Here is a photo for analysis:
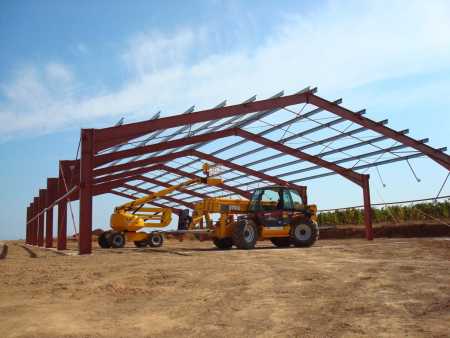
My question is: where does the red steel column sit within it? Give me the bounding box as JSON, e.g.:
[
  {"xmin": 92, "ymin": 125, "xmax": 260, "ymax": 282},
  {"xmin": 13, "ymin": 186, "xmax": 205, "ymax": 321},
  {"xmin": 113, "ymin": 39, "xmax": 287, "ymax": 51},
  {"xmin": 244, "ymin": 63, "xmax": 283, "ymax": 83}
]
[
  {"xmin": 57, "ymin": 169, "xmax": 68, "ymax": 250},
  {"xmin": 362, "ymin": 174, "xmax": 374, "ymax": 240},
  {"xmin": 32, "ymin": 197, "xmax": 39, "ymax": 245},
  {"xmin": 45, "ymin": 178, "xmax": 58, "ymax": 248},
  {"xmin": 26, "ymin": 206, "xmax": 31, "ymax": 244},
  {"xmin": 79, "ymin": 129, "xmax": 94, "ymax": 255},
  {"xmin": 37, "ymin": 189, "xmax": 46, "ymax": 246}
]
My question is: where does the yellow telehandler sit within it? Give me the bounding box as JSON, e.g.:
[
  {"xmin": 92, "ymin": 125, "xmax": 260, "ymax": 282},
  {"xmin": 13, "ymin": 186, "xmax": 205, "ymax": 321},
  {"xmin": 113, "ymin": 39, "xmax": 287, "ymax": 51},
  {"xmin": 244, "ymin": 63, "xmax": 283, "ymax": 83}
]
[{"xmin": 183, "ymin": 186, "xmax": 319, "ymax": 249}]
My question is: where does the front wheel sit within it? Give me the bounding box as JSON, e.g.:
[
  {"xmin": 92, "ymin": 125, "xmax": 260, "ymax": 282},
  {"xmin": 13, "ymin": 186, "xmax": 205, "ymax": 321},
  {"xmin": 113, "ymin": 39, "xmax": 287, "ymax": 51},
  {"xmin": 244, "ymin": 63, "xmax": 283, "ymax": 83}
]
[
  {"xmin": 110, "ymin": 231, "xmax": 125, "ymax": 248},
  {"xmin": 291, "ymin": 222, "xmax": 318, "ymax": 247},
  {"xmin": 148, "ymin": 233, "xmax": 164, "ymax": 247},
  {"xmin": 232, "ymin": 220, "xmax": 257, "ymax": 249},
  {"xmin": 98, "ymin": 231, "xmax": 112, "ymax": 248}
]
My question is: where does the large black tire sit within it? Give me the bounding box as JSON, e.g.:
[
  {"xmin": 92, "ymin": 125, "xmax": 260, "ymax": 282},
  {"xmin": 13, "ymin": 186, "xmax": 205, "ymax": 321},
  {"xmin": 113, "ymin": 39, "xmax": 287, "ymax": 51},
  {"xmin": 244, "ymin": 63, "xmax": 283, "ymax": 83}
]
[
  {"xmin": 291, "ymin": 222, "xmax": 319, "ymax": 247},
  {"xmin": 270, "ymin": 237, "xmax": 292, "ymax": 248},
  {"xmin": 134, "ymin": 239, "xmax": 148, "ymax": 248},
  {"xmin": 98, "ymin": 231, "xmax": 112, "ymax": 248},
  {"xmin": 148, "ymin": 233, "xmax": 164, "ymax": 248},
  {"xmin": 212, "ymin": 237, "xmax": 233, "ymax": 250},
  {"xmin": 110, "ymin": 231, "xmax": 125, "ymax": 248},
  {"xmin": 232, "ymin": 219, "xmax": 258, "ymax": 250}
]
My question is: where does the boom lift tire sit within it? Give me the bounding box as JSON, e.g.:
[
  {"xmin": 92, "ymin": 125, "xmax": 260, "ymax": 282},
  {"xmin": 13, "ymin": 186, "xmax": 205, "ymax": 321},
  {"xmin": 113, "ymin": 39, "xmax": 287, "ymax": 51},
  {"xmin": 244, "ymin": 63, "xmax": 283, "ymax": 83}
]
[
  {"xmin": 98, "ymin": 231, "xmax": 112, "ymax": 248},
  {"xmin": 110, "ymin": 231, "xmax": 125, "ymax": 248},
  {"xmin": 291, "ymin": 222, "xmax": 318, "ymax": 247},
  {"xmin": 270, "ymin": 237, "xmax": 292, "ymax": 248},
  {"xmin": 134, "ymin": 239, "xmax": 148, "ymax": 248},
  {"xmin": 212, "ymin": 237, "xmax": 233, "ymax": 250},
  {"xmin": 232, "ymin": 219, "xmax": 258, "ymax": 250},
  {"xmin": 148, "ymin": 233, "xmax": 163, "ymax": 247}
]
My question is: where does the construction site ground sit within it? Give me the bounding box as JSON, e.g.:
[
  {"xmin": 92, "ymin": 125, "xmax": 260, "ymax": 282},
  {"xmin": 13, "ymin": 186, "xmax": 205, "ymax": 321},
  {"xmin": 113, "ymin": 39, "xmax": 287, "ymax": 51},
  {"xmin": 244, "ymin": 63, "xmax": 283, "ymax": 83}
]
[{"xmin": 1, "ymin": 237, "xmax": 449, "ymax": 338}]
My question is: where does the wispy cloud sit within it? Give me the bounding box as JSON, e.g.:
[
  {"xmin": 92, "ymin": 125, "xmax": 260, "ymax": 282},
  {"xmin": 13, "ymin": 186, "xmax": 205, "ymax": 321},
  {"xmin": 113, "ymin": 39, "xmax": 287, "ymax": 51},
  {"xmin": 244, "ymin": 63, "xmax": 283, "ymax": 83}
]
[{"xmin": 1, "ymin": 0, "xmax": 449, "ymax": 141}]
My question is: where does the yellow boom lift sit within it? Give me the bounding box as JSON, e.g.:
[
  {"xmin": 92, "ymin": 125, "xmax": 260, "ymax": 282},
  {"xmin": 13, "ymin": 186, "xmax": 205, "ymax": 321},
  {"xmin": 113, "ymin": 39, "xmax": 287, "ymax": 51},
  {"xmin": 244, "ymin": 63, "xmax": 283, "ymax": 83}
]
[{"xmin": 97, "ymin": 164, "xmax": 222, "ymax": 248}]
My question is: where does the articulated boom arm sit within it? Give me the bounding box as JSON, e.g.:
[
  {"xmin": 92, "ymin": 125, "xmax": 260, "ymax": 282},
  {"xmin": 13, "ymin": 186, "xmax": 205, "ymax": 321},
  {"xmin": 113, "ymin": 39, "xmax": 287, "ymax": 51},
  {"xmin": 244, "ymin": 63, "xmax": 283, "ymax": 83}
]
[{"xmin": 115, "ymin": 177, "xmax": 223, "ymax": 212}]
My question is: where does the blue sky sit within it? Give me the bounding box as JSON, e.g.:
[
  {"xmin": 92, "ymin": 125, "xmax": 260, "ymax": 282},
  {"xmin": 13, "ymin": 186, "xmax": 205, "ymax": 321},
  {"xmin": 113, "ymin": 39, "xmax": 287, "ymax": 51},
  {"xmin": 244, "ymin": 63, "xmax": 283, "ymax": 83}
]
[{"xmin": 1, "ymin": 0, "xmax": 449, "ymax": 239}]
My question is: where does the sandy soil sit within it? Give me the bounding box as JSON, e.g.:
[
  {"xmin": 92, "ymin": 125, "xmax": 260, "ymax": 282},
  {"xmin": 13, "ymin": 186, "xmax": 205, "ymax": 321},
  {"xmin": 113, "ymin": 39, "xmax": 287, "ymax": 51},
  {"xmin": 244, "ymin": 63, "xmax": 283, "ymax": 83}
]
[{"xmin": 1, "ymin": 238, "xmax": 449, "ymax": 338}]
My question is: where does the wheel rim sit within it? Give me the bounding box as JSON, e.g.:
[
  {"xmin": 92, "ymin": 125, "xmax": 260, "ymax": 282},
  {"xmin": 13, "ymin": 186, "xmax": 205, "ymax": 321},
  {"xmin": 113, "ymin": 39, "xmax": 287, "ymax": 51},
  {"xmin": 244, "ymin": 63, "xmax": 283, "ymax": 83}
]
[
  {"xmin": 151, "ymin": 235, "xmax": 161, "ymax": 245},
  {"xmin": 243, "ymin": 224, "xmax": 255, "ymax": 243},
  {"xmin": 113, "ymin": 235, "xmax": 124, "ymax": 246},
  {"xmin": 295, "ymin": 224, "xmax": 312, "ymax": 241}
]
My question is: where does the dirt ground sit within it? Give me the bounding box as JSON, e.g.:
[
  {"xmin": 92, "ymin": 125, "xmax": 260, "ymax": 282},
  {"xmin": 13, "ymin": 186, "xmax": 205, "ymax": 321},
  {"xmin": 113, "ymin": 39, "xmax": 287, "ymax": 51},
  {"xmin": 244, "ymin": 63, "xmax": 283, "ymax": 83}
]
[{"xmin": 1, "ymin": 238, "xmax": 449, "ymax": 338}]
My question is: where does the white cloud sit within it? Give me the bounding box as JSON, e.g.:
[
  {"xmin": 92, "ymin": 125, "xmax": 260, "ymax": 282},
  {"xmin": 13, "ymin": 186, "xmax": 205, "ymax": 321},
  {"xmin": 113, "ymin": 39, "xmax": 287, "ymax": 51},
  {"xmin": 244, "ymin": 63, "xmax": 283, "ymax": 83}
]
[{"xmin": 1, "ymin": 0, "xmax": 450, "ymax": 141}]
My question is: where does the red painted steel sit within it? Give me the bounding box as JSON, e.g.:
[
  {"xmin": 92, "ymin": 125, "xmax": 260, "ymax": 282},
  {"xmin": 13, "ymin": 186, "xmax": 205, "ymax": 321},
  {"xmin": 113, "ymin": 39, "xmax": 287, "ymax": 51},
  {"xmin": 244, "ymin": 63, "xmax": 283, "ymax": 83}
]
[
  {"xmin": 93, "ymin": 174, "xmax": 143, "ymax": 195},
  {"xmin": 137, "ymin": 175, "xmax": 208, "ymax": 199},
  {"xmin": 191, "ymin": 150, "xmax": 308, "ymax": 202},
  {"xmin": 308, "ymin": 94, "xmax": 450, "ymax": 171},
  {"xmin": 57, "ymin": 174, "xmax": 68, "ymax": 250},
  {"xmin": 235, "ymin": 129, "xmax": 365, "ymax": 186},
  {"xmin": 94, "ymin": 91, "xmax": 312, "ymax": 151},
  {"xmin": 361, "ymin": 175, "xmax": 374, "ymax": 240},
  {"xmin": 37, "ymin": 189, "xmax": 46, "ymax": 247},
  {"xmin": 45, "ymin": 178, "xmax": 58, "ymax": 248},
  {"xmin": 109, "ymin": 190, "xmax": 182, "ymax": 214},
  {"xmin": 158, "ymin": 164, "xmax": 252, "ymax": 199},
  {"xmin": 95, "ymin": 128, "xmax": 238, "ymax": 167},
  {"xmin": 93, "ymin": 164, "xmax": 163, "ymax": 185},
  {"xmin": 121, "ymin": 183, "xmax": 194, "ymax": 209},
  {"xmin": 32, "ymin": 198, "xmax": 39, "ymax": 245},
  {"xmin": 79, "ymin": 129, "xmax": 94, "ymax": 255},
  {"xmin": 94, "ymin": 150, "xmax": 192, "ymax": 177},
  {"xmin": 26, "ymin": 206, "xmax": 31, "ymax": 244}
]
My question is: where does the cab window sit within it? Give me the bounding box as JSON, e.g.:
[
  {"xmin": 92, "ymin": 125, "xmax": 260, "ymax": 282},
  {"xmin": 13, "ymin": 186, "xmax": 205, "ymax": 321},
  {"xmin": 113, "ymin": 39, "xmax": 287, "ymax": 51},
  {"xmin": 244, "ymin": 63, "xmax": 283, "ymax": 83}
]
[
  {"xmin": 260, "ymin": 189, "xmax": 281, "ymax": 211},
  {"xmin": 283, "ymin": 189, "xmax": 293, "ymax": 210},
  {"xmin": 290, "ymin": 189, "xmax": 303, "ymax": 210}
]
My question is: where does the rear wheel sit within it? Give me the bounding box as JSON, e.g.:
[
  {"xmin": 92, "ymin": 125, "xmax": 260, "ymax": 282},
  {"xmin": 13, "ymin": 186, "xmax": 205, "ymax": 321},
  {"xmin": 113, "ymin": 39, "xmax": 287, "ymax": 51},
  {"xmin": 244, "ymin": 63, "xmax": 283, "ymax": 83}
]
[
  {"xmin": 110, "ymin": 231, "xmax": 125, "ymax": 248},
  {"xmin": 291, "ymin": 222, "xmax": 318, "ymax": 247},
  {"xmin": 98, "ymin": 231, "xmax": 112, "ymax": 248},
  {"xmin": 148, "ymin": 233, "xmax": 164, "ymax": 247},
  {"xmin": 232, "ymin": 220, "xmax": 257, "ymax": 249},
  {"xmin": 270, "ymin": 237, "xmax": 291, "ymax": 248},
  {"xmin": 212, "ymin": 237, "xmax": 233, "ymax": 250},
  {"xmin": 134, "ymin": 239, "xmax": 148, "ymax": 248}
]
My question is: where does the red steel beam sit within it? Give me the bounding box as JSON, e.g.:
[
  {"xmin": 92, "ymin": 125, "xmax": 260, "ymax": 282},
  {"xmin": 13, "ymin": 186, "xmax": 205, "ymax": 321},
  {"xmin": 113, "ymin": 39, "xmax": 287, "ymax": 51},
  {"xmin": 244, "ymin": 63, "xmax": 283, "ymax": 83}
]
[
  {"xmin": 94, "ymin": 164, "xmax": 163, "ymax": 185},
  {"xmin": 109, "ymin": 190, "xmax": 182, "ymax": 215},
  {"xmin": 158, "ymin": 164, "xmax": 251, "ymax": 199},
  {"xmin": 308, "ymin": 94, "xmax": 450, "ymax": 171},
  {"xmin": 94, "ymin": 150, "xmax": 192, "ymax": 177},
  {"xmin": 26, "ymin": 205, "xmax": 31, "ymax": 244},
  {"xmin": 94, "ymin": 91, "xmax": 312, "ymax": 152},
  {"xmin": 121, "ymin": 183, "xmax": 194, "ymax": 209},
  {"xmin": 191, "ymin": 150, "xmax": 308, "ymax": 202},
  {"xmin": 137, "ymin": 175, "xmax": 208, "ymax": 199},
  {"xmin": 94, "ymin": 128, "xmax": 238, "ymax": 167},
  {"xmin": 235, "ymin": 129, "xmax": 364, "ymax": 186},
  {"xmin": 45, "ymin": 178, "xmax": 58, "ymax": 248},
  {"xmin": 79, "ymin": 129, "xmax": 94, "ymax": 255},
  {"xmin": 57, "ymin": 174, "xmax": 68, "ymax": 250},
  {"xmin": 93, "ymin": 174, "xmax": 143, "ymax": 195},
  {"xmin": 32, "ymin": 197, "xmax": 39, "ymax": 245},
  {"xmin": 37, "ymin": 189, "xmax": 46, "ymax": 247}
]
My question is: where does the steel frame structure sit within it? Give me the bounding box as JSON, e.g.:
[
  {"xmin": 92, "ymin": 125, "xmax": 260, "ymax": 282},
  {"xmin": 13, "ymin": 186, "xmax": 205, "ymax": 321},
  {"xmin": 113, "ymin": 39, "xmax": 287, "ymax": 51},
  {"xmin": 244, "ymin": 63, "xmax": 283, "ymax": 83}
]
[{"xmin": 25, "ymin": 87, "xmax": 450, "ymax": 254}]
